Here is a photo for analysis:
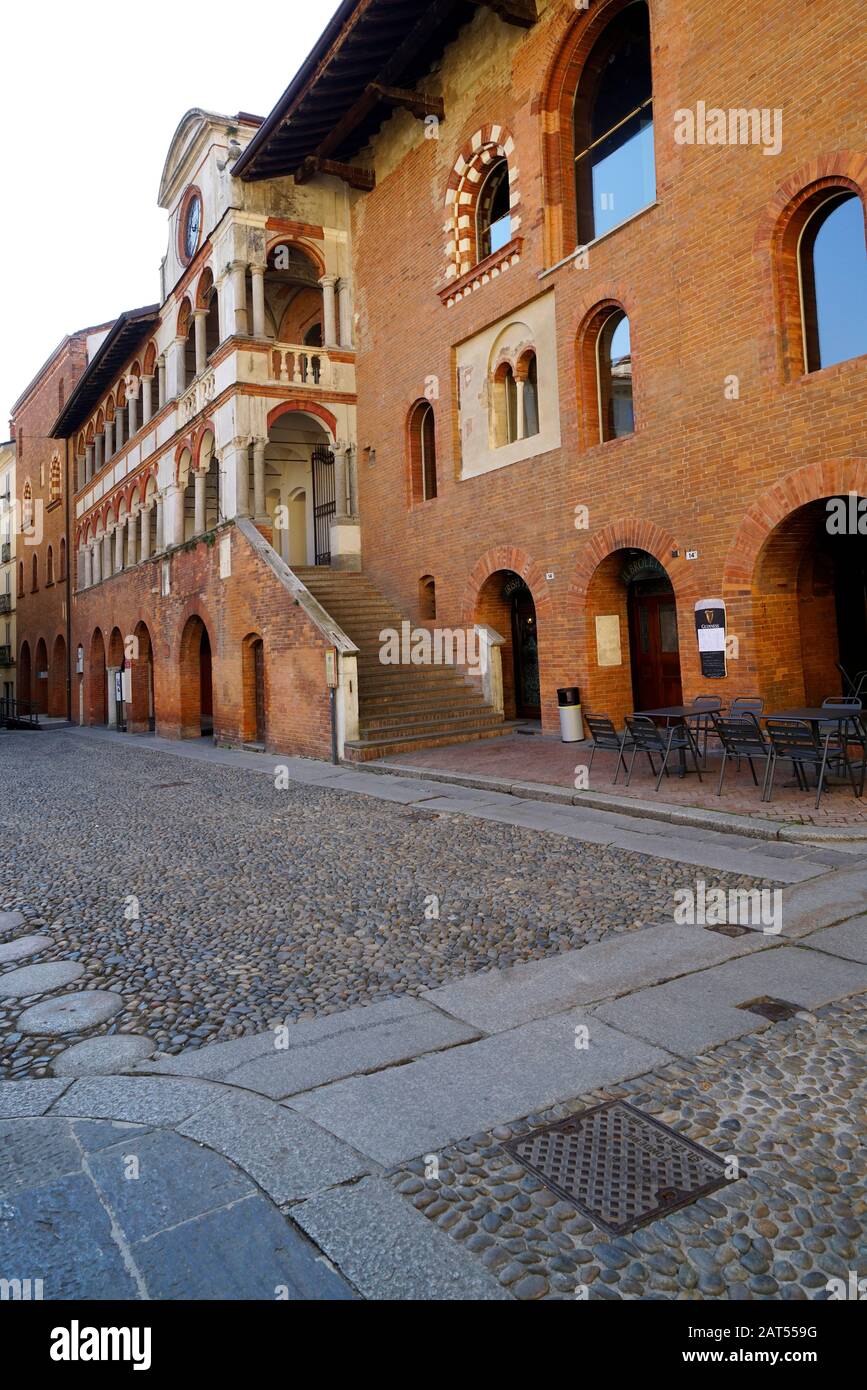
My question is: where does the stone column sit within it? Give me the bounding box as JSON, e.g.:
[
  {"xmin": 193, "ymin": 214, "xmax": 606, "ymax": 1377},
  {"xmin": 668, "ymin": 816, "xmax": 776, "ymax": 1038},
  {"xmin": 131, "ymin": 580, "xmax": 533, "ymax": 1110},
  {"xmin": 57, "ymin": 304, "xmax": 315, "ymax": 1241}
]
[
  {"xmin": 337, "ymin": 278, "xmax": 353, "ymax": 347},
  {"xmin": 105, "ymin": 419, "xmax": 114, "ymax": 458},
  {"xmin": 127, "ymin": 510, "xmax": 137, "ymax": 566},
  {"xmin": 194, "ymin": 309, "xmax": 208, "ymax": 376},
  {"xmin": 85, "ymin": 444, "xmax": 94, "ymax": 483},
  {"xmin": 157, "ymin": 358, "xmax": 167, "ymax": 410},
  {"xmin": 251, "ymin": 264, "xmax": 266, "ymax": 337},
  {"xmin": 320, "ymin": 275, "xmax": 338, "ymax": 348},
  {"xmin": 230, "ymin": 441, "xmax": 250, "ymax": 517},
  {"xmin": 92, "ymin": 542, "xmax": 101, "ymax": 585},
  {"xmin": 140, "ymin": 505, "xmax": 151, "ymax": 561},
  {"xmin": 115, "ymin": 406, "xmax": 126, "ymax": 452},
  {"xmin": 252, "ymin": 439, "xmax": 266, "ymax": 518},
  {"xmin": 103, "ymin": 531, "xmax": 112, "ymax": 578},
  {"xmin": 230, "ymin": 261, "xmax": 248, "ymax": 335},
  {"xmin": 141, "ymin": 376, "xmax": 154, "ymax": 424},
  {"xmin": 170, "ymin": 338, "xmax": 187, "ymax": 398},
  {"xmin": 155, "ymin": 495, "xmax": 164, "ymax": 552},
  {"xmin": 516, "ymin": 380, "xmax": 526, "ymax": 441},
  {"xmin": 172, "ymin": 486, "xmax": 185, "ymax": 546},
  {"xmin": 76, "ymin": 454, "xmax": 86, "ymax": 490},
  {"xmin": 83, "ymin": 546, "xmax": 92, "ymax": 588},
  {"xmin": 127, "ymin": 391, "xmax": 138, "ymax": 437},
  {"xmin": 115, "ymin": 523, "xmax": 124, "ymax": 572},
  {"xmin": 95, "ymin": 433, "xmax": 104, "ymax": 473},
  {"xmin": 194, "ymin": 471, "xmax": 206, "ymax": 534},
  {"xmin": 333, "ymin": 448, "xmax": 348, "ymax": 522}
]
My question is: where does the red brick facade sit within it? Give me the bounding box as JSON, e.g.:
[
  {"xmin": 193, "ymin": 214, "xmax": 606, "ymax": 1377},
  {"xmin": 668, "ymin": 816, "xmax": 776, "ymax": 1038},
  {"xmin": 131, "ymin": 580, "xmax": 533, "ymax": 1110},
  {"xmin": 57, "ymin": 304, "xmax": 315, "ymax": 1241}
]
[{"xmin": 349, "ymin": 0, "xmax": 866, "ymax": 732}]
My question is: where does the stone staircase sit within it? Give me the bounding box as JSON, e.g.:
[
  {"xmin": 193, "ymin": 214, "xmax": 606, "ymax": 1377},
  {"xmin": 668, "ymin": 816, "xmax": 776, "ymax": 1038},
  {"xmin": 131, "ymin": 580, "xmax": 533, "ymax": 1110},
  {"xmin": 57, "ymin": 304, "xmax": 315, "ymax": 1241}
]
[{"xmin": 293, "ymin": 567, "xmax": 508, "ymax": 760}]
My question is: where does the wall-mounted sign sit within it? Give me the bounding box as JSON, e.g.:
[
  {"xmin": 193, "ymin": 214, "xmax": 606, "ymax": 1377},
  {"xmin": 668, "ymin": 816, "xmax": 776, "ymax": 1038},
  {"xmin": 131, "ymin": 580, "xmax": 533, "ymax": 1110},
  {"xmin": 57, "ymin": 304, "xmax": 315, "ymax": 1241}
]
[
  {"xmin": 595, "ymin": 614, "xmax": 622, "ymax": 668},
  {"xmin": 619, "ymin": 554, "xmax": 667, "ymax": 586},
  {"xmin": 114, "ymin": 669, "xmax": 124, "ymax": 706},
  {"xmin": 695, "ymin": 598, "xmax": 726, "ymax": 679},
  {"xmin": 502, "ymin": 574, "xmax": 530, "ymax": 600}
]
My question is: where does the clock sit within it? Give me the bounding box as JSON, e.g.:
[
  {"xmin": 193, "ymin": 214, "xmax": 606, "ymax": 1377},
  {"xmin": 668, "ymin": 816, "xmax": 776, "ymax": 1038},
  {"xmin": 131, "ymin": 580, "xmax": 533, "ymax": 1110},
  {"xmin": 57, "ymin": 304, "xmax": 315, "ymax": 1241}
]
[{"xmin": 181, "ymin": 191, "xmax": 201, "ymax": 262}]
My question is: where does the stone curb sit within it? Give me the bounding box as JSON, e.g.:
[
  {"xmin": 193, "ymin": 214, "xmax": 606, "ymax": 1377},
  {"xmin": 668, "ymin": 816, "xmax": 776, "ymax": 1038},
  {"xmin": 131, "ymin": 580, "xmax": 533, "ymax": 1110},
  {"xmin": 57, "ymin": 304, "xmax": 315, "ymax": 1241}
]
[{"xmin": 362, "ymin": 760, "xmax": 867, "ymax": 844}]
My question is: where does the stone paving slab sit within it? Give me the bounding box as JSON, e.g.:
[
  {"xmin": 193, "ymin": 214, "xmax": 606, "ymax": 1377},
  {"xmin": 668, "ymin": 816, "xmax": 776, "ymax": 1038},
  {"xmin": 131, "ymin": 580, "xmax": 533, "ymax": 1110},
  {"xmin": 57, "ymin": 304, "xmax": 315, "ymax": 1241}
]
[
  {"xmin": 0, "ymin": 1116, "xmax": 84, "ymax": 1193},
  {"xmin": 291, "ymin": 1176, "xmax": 512, "ymax": 1300},
  {"xmin": 0, "ymin": 1168, "xmax": 141, "ymax": 1300},
  {"xmin": 53, "ymin": 1075, "xmax": 229, "ymax": 1126},
  {"xmin": 52, "ymin": 1034, "xmax": 156, "ymax": 1076},
  {"xmin": 0, "ymin": 1078, "xmax": 71, "ymax": 1116},
  {"xmin": 592, "ymin": 831, "xmax": 825, "ymax": 883},
  {"xmin": 140, "ymin": 1032, "xmax": 280, "ymax": 1079},
  {"xmin": 287, "ymin": 1013, "xmax": 672, "ymax": 1167},
  {"xmin": 779, "ymin": 865, "xmax": 867, "ymax": 938},
  {"xmin": 0, "ymin": 911, "xmax": 26, "ymax": 936},
  {"xmin": 593, "ymin": 947, "xmax": 867, "ymax": 1054},
  {"xmin": 800, "ymin": 914, "xmax": 867, "ymax": 963},
  {"xmin": 220, "ymin": 997, "xmax": 480, "ymax": 1098},
  {"xmin": 177, "ymin": 1089, "xmax": 371, "ymax": 1203},
  {"xmin": 132, "ymin": 1191, "xmax": 356, "ymax": 1300},
  {"xmin": 0, "ymin": 934, "xmax": 53, "ymax": 964},
  {"xmin": 0, "ymin": 959, "xmax": 84, "ymax": 997},
  {"xmin": 87, "ymin": 1128, "xmax": 256, "ymax": 1243},
  {"xmin": 422, "ymin": 923, "xmax": 777, "ymax": 1034}
]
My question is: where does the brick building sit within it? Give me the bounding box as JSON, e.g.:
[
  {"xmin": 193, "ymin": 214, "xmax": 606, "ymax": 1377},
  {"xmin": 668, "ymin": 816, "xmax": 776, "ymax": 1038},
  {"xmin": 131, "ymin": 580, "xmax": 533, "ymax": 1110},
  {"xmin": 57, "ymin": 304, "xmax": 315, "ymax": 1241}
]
[
  {"xmin": 0, "ymin": 439, "xmax": 17, "ymax": 706},
  {"xmin": 235, "ymin": 0, "xmax": 867, "ymax": 743},
  {"xmin": 12, "ymin": 0, "xmax": 867, "ymax": 761}
]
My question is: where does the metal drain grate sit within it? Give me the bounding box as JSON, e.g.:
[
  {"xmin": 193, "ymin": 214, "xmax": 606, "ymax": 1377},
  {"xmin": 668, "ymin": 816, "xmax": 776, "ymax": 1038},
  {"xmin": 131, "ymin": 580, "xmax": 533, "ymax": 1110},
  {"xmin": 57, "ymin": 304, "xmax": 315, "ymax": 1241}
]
[
  {"xmin": 502, "ymin": 1100, "xmax": 732, "ymax": 1236},
  {"xmin": 704, "ymin": 921, "xmax": 750, "ymax": 938},
  {"xmin": 737, "ymin": 995, "xmax": 802, "ymax": 1022}
]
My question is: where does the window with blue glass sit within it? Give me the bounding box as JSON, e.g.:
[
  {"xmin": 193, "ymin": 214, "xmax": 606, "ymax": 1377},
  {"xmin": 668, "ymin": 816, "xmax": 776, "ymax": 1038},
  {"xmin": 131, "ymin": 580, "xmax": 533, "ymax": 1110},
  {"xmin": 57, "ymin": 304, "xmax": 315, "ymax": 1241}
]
[
  {"xmin": 573, "ymin": 2, "xmax": 655, "ymax": 243},
  {"xmin": 799, "ymin": 191, "xmax": 867, "ymax": 373}
]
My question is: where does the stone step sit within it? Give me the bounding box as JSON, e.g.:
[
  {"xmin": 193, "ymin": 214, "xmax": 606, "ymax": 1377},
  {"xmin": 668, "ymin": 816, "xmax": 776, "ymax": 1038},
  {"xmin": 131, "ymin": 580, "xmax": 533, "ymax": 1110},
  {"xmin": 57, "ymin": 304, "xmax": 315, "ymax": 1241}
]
[
  {"xmin": 360, "ymin": 709, "xmax": 504, "ymax": 735},
  {"xmin": 344, "ymin": 724, "xmax": 511, "ymax": 761}
]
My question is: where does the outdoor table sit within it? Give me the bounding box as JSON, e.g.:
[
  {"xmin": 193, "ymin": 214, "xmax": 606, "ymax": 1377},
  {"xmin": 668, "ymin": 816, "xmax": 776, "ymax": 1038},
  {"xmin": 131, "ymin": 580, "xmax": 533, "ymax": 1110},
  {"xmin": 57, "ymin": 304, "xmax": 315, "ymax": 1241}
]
[
  {"xmin": 633, "ymin": 704, "xmax": 714, "ymax": 777},
  {"xmin": 764, "ymin": 706, "xmax": 862, "ymax": 789}
]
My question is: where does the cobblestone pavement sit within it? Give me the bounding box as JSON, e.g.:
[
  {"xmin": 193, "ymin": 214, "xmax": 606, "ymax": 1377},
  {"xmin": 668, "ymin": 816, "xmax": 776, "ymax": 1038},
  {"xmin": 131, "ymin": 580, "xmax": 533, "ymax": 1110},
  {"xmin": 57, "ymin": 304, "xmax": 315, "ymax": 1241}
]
[
  {"xmin": 0, "ymin": 732, "xmax": 776, "ymax": 1078},
  {"xmin": 388, "ymin": 995, "xmax": 867, "ymax": 1300}
]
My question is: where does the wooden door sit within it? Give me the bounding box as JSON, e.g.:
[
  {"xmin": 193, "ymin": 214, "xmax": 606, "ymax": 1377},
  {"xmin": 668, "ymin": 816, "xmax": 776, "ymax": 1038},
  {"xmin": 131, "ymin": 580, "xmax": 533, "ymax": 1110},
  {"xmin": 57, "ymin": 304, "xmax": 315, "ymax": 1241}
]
[{"xmin": 629, "ymin": 591, "xmax": 683, "ymax": 710}]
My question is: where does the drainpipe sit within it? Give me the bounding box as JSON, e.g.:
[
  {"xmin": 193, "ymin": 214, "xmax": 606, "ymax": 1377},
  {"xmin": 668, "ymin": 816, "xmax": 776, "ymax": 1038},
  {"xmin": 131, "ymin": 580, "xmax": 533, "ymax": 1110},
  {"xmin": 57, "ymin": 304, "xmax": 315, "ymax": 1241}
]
[{"xmin": 64, "ymin": 435, "xmax": 73, "ymax": 722}]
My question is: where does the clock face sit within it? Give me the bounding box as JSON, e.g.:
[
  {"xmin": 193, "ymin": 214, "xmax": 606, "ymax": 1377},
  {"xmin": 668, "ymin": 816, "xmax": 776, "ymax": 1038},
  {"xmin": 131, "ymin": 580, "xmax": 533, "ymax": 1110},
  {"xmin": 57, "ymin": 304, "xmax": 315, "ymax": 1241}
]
[{"xmin": 183, "ymin": 195, "xmax": 201, "ymax": 260}]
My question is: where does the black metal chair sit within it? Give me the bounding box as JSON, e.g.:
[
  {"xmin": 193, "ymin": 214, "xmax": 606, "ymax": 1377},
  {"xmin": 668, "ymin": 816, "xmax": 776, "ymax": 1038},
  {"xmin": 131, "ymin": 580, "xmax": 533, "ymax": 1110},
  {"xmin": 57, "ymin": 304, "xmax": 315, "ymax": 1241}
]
[
  {"xmin": 585, "ymin": 715, "xmax": 634, "ymax": 784},
  {"xmin": 624, "ymin": 715, "xmax": 704, "ymax": 791},
  {"xmin": 763, "ymin": 719, "xmax": 861, "ymax": 810},
  {"xmin": 820, "ymin": 705, "xmax": 867, "ymax": 799},
  {"xmin": 836, "ymin": 662, "xmax": 867, "ymax": 701},
  {"xmin": 690, "ymin": 695, "xmax": 723, "ymax": 764},
  {"xmin": 710, "ymin": 711, "xmax": 770, "ymax": 797},
  {"xmin": 729, "ymin": 696, "xmax": 764, "ymax": 719}
]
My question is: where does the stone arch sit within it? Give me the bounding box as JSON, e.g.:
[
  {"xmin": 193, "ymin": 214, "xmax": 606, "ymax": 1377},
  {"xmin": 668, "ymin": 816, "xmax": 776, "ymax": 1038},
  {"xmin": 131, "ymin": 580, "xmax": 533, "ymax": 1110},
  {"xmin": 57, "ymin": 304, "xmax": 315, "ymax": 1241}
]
[
  {"xmin": 241, "ymin": 631, "xmax": 267, "ymax": 744},
  {"xmin": 89, "ymin": 628, "xmax": 107, "ymax": 725},
  {"xmin": 443, "ymin": 124, "xmax": 521, "ymax": 285},
  {"xmin": 128, "ymin": 620, "xmax": 155, "ymax": 733},
  {"xmin": 266, "ymin": 399, "xmax": 337, "ymax": 439}
]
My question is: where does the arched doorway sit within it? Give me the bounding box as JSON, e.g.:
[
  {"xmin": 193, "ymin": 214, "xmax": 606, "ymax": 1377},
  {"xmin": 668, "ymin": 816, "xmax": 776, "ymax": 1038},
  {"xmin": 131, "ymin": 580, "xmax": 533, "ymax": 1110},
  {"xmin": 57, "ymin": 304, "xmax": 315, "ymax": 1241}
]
[
  {"xmin": 89, "ymin": 630, "xmax": 107, "ymax": 726},
  {"xmin": 34, "ymin": 638, "xmax": 48, "ymax": 715},
  {"xmin": 179, "ymin": 615, "xmax": 214, "ymax": 738},
  {"xmin": 264, "ymin": 413, "xmax": 331, "ymax": 566},
  {"xmin": 624, "ymin": 554, "xmax": 683, "ymax": 710},
  {"xmin": 19, "ymin": 640, "xmax": 32, "ymax": 711},
  {"xmin": 242, "ymin": 634, "xmax": 266, "ymax": 745},
  {"xmin": 49, "ymin": 635, "xmax": 67, "ymax": 717},
  {"xmin": 753, "ymin": 496, "xmax": 867, "ymax": 706},
  {"xmin": 586, "ymin": 548, "xmax": 683, "ymax": 724},
  {"xmin": 128, "ymin": 622, "xmax": 155, "ymax": 733},
  {"xmin": 107, "ymin": 628, "xmax": 125, "ymax": 730},
  {"xmin": 476, "ymin": 570, "xmax": 541, "ymax": 720}
]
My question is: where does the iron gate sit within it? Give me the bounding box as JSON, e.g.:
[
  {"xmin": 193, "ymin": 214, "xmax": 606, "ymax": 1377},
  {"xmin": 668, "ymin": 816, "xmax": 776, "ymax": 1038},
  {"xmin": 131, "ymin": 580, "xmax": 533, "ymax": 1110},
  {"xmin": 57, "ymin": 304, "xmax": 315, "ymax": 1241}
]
[{"xmin": 312, "ymin": 444, "xmax": 336, "ymax": 566}]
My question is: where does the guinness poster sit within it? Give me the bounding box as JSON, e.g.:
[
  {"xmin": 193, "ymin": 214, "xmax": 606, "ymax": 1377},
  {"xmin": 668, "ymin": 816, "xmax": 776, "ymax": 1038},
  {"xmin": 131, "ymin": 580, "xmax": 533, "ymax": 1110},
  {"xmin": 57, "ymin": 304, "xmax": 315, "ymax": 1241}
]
[{"xmin": 695, "ymin": 599, "xmax": 726, "ymax": 679}]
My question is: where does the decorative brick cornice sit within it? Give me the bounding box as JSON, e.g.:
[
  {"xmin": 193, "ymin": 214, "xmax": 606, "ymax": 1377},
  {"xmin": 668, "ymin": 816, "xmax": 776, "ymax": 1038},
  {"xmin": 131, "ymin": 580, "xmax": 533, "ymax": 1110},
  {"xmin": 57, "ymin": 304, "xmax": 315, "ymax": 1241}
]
[{"xmin": 438, "ymin": 236, "xmax": 524, "ymax": 306}]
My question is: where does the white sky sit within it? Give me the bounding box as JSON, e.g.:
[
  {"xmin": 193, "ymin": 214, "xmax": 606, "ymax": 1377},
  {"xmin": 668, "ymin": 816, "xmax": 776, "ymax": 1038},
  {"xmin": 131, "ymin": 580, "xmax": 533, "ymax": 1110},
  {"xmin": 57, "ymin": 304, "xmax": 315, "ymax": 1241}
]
[{"xmin": 0, "ymin": 0, "xmax": 343, "ymax": 427}]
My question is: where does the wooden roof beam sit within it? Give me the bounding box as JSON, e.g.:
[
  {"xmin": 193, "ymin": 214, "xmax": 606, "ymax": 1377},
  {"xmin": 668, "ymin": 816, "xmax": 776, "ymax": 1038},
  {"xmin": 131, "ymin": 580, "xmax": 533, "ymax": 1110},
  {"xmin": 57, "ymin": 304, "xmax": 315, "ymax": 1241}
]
[
  {"xmin": 465, "ymin": 0, "xmax": 537, "ymax": 27},
  {"xmin": 295, "ymin": 156, "xmax": 376, "ymax": 191},
  {"xmin": 367, "ymin": 83, "xmax": 445, "ymax": 122}
]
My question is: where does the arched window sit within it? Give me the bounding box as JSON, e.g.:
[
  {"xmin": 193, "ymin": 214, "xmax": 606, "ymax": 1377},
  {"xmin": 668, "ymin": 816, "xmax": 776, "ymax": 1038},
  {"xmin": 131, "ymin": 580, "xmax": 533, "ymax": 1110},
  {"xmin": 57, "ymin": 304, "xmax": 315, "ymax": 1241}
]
[
  {"xmin": 518, "ymin": 352, "xmax": 540, "ymax": 439},
  {"xmin": 17, "ymin": 561, "xmax": 24, "ymax": 597},
  {"xmin": 49, "ymin": 456, "xmax": 62, "ymax": 502},
  {"xmin": 493, "ymin": 363, "xmax": 519, "ymax": 447},
  {"xmin": 31, "ymin": 554, "xmax": 38, "ymax": 592},
  {"xmin": 419, "ymin": 575, "xmax": 436, "ymax": 621},
  {"xmin": 47, "ymin": 546, "xmax": 54, "ymax": 585},
  {"xmin": 409, "ymin": 401, "xmax": 438, "ymax": 503},
  {"xmin": 477, "ymin": 158, "xmax": 512, "ymax": 262},
  {"xmin": 799, "ymin": 191, "xmax": 867, "ymax": 372},
  {"xmin": 22, "ymin": 479, "xmax": 33, "ymax": 531},
  {"xmin": 573, "ymin": 2, "xmax": 655, "ymax": 243},
  {"xmin": 597, "ymin": 310, "xmax": 634, "ymax": 440}
]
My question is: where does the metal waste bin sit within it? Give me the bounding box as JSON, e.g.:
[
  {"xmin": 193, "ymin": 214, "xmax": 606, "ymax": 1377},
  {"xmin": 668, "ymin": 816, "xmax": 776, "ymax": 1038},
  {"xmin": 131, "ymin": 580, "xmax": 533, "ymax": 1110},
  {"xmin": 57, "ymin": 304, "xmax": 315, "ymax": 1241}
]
[{"xmin": 557, "ymin": 686, "xmax": 584, "ymax": 743}]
